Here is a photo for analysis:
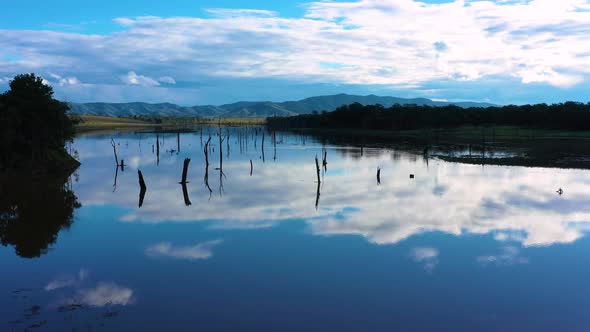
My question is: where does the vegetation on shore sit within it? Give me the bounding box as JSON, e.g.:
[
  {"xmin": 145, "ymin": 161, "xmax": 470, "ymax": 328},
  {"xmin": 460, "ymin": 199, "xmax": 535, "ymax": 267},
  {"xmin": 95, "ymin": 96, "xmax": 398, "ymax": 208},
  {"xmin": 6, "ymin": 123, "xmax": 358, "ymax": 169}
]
[
  {"xmin": 0, "ymin": 74, "xmax": 79, "ymax": 174},
  {"xmin": 266, "ymin": 102, "xmax": 590, "ymax": 131}
]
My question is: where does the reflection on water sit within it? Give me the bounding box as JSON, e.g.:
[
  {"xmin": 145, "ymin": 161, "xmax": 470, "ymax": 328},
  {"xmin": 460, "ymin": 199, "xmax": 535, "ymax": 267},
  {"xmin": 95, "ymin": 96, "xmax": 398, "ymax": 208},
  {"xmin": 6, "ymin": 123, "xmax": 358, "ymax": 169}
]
[
  {"xmin": 0, "ymin": 174, "xmax": 80, "ymax": 258},
  {"xmin": 2, "ymin": 127, "xmax": 590, "ymax": 331},
  {"xmin": 65, "ymin": 129, "xmax": 590, "ymax": 248}
]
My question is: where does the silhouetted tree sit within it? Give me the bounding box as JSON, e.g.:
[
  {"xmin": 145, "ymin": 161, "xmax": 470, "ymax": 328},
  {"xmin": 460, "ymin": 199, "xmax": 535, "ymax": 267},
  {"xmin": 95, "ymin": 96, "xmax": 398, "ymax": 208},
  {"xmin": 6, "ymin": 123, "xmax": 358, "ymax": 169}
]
[{"xmin": 0, "ymin": 73, "xmax": 78, "ymax": 172}]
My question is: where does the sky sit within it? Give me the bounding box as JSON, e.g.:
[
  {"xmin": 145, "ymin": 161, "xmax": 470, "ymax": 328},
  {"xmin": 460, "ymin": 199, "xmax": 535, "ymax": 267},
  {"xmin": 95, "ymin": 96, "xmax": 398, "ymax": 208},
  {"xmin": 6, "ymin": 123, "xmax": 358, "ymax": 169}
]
[{"xmin": 1, "ymin": 0, "xmax": 589, "ymax": 105}]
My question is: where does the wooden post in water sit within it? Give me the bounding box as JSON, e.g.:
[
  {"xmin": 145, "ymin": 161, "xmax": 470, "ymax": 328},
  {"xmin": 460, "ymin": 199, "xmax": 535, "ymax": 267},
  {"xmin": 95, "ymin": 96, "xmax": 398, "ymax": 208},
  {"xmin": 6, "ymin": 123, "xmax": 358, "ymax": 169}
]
[
  {"xmin": 250, "ymin": 159, "xmax": 253, "ymax": 176},
  {"xmin": 377, "ymin": 167, "xmax": 381, "ymax": 185}
]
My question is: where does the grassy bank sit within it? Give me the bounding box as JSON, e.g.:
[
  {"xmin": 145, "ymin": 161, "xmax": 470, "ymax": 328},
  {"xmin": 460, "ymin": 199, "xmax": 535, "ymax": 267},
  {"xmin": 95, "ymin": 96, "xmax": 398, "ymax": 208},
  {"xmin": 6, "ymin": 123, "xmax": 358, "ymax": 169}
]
[
  {"xmin": 73, "ymin": 115, "xmax": 159, "ymax": 133},
  {"xmin": 72, "ymin": 115, "xmax": 266, "ymax": 133}
]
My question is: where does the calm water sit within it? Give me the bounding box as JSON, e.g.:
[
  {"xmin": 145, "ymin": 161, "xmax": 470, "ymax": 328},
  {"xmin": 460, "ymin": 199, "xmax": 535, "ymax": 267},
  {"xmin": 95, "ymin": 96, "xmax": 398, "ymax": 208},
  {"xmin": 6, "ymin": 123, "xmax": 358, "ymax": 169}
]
[{"xmin": 2, "ymin": 128, "xmax": 590, "ymax": 331}]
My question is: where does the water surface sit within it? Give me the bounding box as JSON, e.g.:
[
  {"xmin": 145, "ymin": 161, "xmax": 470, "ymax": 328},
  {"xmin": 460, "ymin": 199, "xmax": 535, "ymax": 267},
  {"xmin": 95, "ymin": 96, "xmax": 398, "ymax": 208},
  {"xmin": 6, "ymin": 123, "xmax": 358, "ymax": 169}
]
[{"xmin": 2, "ymin": 128, "xmax": 590, "ymax": 331}]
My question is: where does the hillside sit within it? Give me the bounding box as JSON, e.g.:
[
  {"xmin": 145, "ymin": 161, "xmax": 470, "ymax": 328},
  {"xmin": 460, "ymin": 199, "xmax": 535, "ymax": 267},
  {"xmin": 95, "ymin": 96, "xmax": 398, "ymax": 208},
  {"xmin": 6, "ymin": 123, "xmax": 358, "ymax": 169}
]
[{"xmin": 68, "ymin": 94, "xmax": 495, "ymax": 118}]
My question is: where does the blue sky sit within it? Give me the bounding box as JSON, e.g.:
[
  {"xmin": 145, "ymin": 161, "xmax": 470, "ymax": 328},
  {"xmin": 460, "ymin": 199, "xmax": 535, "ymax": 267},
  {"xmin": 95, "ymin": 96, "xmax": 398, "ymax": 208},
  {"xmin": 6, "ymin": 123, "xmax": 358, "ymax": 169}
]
[{"xmin": 1, "ymin": 0, "xmax": 589, "ymax": 105}]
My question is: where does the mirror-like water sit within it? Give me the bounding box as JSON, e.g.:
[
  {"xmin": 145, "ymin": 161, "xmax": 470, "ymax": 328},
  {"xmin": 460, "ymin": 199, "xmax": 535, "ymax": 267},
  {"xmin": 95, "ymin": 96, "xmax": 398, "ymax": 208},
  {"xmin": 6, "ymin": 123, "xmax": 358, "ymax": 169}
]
[{"xmin": 2, "ymin": 128, "xmax": 590, "ymax": 331}]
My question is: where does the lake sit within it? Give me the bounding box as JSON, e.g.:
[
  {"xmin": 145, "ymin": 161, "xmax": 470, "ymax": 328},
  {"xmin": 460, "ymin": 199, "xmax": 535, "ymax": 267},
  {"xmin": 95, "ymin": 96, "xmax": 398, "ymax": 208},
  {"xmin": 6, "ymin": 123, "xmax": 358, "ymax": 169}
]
[{"xmin": 2, "ymin": 127, "xmax": 590, "ymax": 331}]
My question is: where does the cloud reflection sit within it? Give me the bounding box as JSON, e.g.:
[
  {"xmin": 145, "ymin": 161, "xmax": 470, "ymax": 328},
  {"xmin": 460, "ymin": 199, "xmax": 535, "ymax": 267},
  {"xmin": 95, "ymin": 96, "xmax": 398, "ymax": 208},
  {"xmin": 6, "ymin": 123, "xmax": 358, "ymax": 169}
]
[
  {"xmin": 411, "ymin": 247, "xmax": 439, "ymax": 272},
  {"xmin": 73, "ymin": 134, "xmax": 590, "ymax": 248},
  {"xmin": 146, "ymin": 239, "xmax": 223, "ymax": 260},
  {"xmin": 476, "ymin": 246, "xmax": 529, "ymax": 266},
  {"xmin": 45, "ymin": 269, "xmax": 89, "ymax": 291},
  {"xmin": 44, "ymin": 269, "xmax": 134, "ymax": 308},
  {"xmin": 76, "ymin": 283, "xmax": 134, "ymax": 307}
]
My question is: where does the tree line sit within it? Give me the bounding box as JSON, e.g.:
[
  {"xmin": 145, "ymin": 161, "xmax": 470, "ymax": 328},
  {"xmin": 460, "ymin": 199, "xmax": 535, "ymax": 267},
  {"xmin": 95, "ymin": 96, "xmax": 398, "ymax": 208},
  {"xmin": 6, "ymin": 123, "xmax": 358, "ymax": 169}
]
[{"xmin": 266, "ymin": 102, "xmax": 590, "ymax": 131}]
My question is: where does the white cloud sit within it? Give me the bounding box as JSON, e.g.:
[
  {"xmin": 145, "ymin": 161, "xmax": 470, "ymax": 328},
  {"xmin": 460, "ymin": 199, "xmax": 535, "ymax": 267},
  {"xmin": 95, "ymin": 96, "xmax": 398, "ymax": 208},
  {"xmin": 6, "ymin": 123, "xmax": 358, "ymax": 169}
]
[
  {"xmin": 49, "ymin": 72, "xmax": 81, "ymax": 86},
  {"xmin": 121, "ymin": 71, "xmax": 160, "ymax": 86},
  {"xmin": 158, "ymin": 76, "xmax": 176, "ymax": 84},
  {"xmin": 410, "ymin": 247, "xmax": 439, "ymax": 272},
  {"xmin": 477, "ymin": 246, "xmax": 529, "ymax": 266},
  {"xmin": 146, "ymin": 239, "xmax": 223, "ymax": 260},
  {"xmin": 0, "ymin": 0, "xmax": 589, "ymax": 102}
]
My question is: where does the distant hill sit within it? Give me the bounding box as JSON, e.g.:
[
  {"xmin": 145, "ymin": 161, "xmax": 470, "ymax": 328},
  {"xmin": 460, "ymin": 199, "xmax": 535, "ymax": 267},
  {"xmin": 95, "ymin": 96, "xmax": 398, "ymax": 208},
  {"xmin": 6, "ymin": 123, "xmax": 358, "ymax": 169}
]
[{"xmin": 68, "ymin": 94, "xmax": 496, "ymax": 118}]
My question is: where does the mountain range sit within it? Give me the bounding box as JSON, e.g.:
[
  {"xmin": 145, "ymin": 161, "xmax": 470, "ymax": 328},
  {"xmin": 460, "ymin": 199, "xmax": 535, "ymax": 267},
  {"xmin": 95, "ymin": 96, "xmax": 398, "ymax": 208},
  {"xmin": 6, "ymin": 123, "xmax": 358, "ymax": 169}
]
[{"xmin": 68, "ymin": 94, "xmax": 495, "ymax": 118}]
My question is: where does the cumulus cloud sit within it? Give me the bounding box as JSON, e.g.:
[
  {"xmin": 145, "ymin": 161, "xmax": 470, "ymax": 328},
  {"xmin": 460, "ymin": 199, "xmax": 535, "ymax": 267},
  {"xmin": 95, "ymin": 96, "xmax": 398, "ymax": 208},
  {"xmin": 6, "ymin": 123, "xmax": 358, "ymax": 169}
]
[
  {"xmin": 477, "ymin": 246, "xmax": 529, "ymax": 266},
  {"xmin": 410, "ymin": 247, "xmax": 439, "ymax": 272},
  {"xmin": 121, "ymin": 71, "xmax": 160, "ymax": 86},
  {"xmin": 146, "ymin": 240, "xmax": 223, "ymax": 260},
  {"xmin": 49, "ymin": 73, "xmax": 81, "ymax": 86},
  {"xmin": 0, "ymin": 0, "xmax": 589, "ymax": 103}
]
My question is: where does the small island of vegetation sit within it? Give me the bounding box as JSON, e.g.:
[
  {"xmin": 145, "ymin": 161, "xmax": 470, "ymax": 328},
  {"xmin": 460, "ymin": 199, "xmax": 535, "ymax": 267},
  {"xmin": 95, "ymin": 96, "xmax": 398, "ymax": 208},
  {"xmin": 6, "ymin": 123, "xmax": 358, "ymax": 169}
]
[{"xmin": 0, "ymin": 73, "xmax": 79, "ymax": 174}]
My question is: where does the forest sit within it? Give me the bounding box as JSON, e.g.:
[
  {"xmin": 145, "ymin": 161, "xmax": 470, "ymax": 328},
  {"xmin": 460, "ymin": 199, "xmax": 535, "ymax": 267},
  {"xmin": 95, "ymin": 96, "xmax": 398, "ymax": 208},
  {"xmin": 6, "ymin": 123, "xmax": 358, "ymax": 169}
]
[{"xmin": 266, "ymin": 102, "xmax": 590, "ymax": 131}]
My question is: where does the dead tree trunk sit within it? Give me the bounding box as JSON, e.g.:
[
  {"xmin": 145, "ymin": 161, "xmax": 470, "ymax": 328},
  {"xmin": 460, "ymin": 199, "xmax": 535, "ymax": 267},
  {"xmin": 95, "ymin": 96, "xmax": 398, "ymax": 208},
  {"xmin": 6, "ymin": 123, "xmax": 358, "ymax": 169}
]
[
  {"xmin": 203, "ymin": 137, "xmax": 212, "ymax": 194},
  {"xmin": 377, "ymin": 167, "xmax": 381, "ymax": 185},
  {"xmin": 261, "ymin": 132, "xmax": 265, "ymax": 162},
  {"xmin": 138, "ymin": 170, "xmax": 147, "ymax": 208},
  {"xmin": 219, "ymin": 128, "xmax": 224, "ymax": 175},
  {"xmin": 112, "ymin": 165, "xmax": 119, "ymax": 192},
  {"xmin": 250, "ymin": 159, "xmax": 253, "ymax": 176},
  {"xmin": 177, "ymin": 132, "xmax": 181, "ymax": 153},
  {"xmin": 315, "ymin": 182, "xmax": 321, "ymax": 210},
  {"xmin": 180, "ymin": 158, "xmax": 191, "ymax": 184},
  {"xmin": 111, "ymin": 139, "xmax": 119, "ymax": 166},
  {"xmin": 181, "ymin": 182, "xmax": 192, "ymax": 206},
  {"xmin": 273, "ymin": 131, "xmax": 277, "ymax": 161},
  {"xmin": 315, "ymin": 156, "xmax": 321, "ymax": 184},
  {"xmin": 156, "ymin": 134, "xmax": 160, "ymax": 165},
  {"xmin": 226, "ymin": 129, "xmax": 230, "ymax": 158},
  {"xmin": 204, "ymin": 137, "xmax": 211, "ymax": 168}
]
